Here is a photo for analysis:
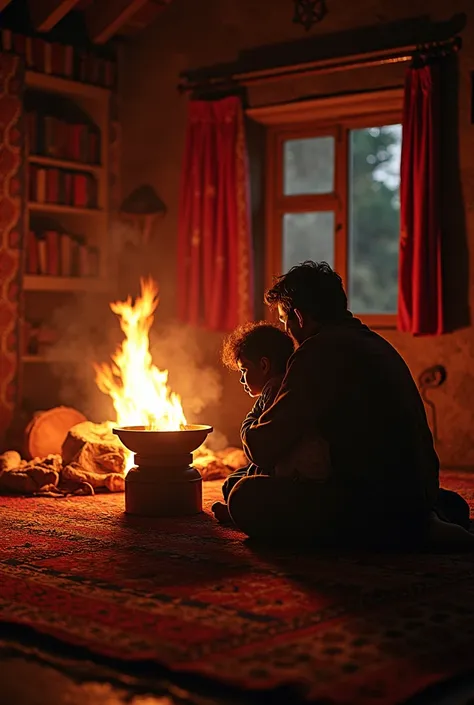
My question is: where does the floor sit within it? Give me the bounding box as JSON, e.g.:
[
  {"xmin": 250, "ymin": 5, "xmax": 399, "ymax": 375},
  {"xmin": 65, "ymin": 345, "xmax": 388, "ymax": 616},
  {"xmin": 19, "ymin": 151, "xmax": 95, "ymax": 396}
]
[
  {"xmin": 2, "ymin": 623, "xmax": 474, "ymax": 705},
  {"xmin": 2, "ymin": 473, "xmax": 474, "ymax": 705},
  {"xmin": 0, "ymin": 623, "xmax": 253, "ymax": 705}
]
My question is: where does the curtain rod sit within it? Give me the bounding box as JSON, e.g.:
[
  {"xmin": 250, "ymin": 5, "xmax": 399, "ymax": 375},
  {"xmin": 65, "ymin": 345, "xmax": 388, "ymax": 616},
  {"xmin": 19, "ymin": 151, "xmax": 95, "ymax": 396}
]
[{"xmin": 177, "ymin": 36, "xmax": 461, "ymax": 94}]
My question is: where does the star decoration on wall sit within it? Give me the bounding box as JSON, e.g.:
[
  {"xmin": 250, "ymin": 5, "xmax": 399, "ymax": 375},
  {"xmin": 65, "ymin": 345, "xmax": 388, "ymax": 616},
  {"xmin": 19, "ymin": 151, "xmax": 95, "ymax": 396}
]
[{"xmin": 293, "ymin": 0, "xmax": 327, "ymax": 31}]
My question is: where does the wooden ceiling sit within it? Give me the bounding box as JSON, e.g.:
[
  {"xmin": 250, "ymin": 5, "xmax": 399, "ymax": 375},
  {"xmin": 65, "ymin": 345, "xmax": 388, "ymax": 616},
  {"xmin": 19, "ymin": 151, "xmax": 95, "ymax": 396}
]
[{"xmin": 0, "ymin": 0, "xmax": 172, "ymax": 43}]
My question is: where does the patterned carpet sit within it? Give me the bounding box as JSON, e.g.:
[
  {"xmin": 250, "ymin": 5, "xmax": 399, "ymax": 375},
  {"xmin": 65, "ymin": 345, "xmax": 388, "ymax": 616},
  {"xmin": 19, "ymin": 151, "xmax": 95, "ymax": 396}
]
[{"xmin": 0, "ymin": 472, "xmax": 474, "ymax": 705}]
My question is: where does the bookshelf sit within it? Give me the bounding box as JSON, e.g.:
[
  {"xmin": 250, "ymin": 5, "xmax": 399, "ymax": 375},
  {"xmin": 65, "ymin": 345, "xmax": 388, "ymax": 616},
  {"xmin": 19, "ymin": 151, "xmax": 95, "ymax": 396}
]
[
  {"xmin": 23, "ymin": 275, "xmax": 108, "ymax": 292},
  {"xmin": 21, "ymin": 71, "xmax": 111, "ymax": 389},
  {"xmin": 29, "ymin": 155, "xmax": 103, "ymax": 176},
  {"xmin": 25, "ymin": 70, "xmax": 110, "ymax": 101},
  {"xmin": 24, "ymin": 71, "xmax": 110, "ymax": 285},
  {"xmin": 28, "ymin": 202, "xmax": 105, "ymax": 216}
]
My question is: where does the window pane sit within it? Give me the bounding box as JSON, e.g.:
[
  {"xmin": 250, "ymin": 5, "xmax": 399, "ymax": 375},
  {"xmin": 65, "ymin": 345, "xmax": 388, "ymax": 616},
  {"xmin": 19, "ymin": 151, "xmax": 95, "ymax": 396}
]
[
  {"xmin": 282, "ymin": 212, "xmax": 335, "ymax": 273},
  {"xmin": 348, "ymin": 124, "xmax": 402, "ymax": 314},
  {"xmin": 283, "ymin": 136, "xmax": 335, "ymax": 195}
]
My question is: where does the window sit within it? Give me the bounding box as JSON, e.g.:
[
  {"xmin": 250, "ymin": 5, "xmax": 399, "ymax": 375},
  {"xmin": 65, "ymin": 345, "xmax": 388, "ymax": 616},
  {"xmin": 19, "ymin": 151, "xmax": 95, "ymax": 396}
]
[
  {"xmin": 347, "ymin": 124, "xmax": 402, "ymax": 316},
  {"xmin": 253, "ymin": 89, "xmax": 404, "ymax": 327}
]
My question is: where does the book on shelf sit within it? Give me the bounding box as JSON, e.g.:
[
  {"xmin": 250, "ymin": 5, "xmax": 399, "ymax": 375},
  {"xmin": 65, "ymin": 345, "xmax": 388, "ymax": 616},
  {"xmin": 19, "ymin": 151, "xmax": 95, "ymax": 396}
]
[
  {"xmin": 45, "ymin": 229, "xmax": 60, "ymax": 275},
  {"xmin": 37, "ymin": 234, "xmax": 47, "ymax": 274},
  {"xmin": 1, "ymin": 29, "xmax": 116, "ymax": 89},
  {"xmin": 29, "ymin": 164, "xmax": 99, "ymax": 209},
  {"xmin": 60, "ymin": 232, "xmax": 72, "ymax": 276},
  {"xmin": 27, "ymin": 221, "xmax": 100, "ymax": 278},
  {"xmin": 26, "ymin": 94, "xmax": 101, "ymax": 165}
]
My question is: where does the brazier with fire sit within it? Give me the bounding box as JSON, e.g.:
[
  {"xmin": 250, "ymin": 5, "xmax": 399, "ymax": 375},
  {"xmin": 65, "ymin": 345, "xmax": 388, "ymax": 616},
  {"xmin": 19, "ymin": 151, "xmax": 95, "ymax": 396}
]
[
  {"xmin": 0, "ymin": 279, "xmax": 244, "ymax": 505},
  {"xmin": 114, "ymin": 424, "xmax": 213, "ymax": 517}
]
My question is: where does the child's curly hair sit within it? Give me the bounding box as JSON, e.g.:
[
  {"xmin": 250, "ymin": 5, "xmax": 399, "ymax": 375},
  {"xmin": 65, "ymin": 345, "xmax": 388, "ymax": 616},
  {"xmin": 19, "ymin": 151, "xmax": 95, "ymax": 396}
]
[{"xmin": 222, "ymin": 321, "xmax": 294, "ymax": 374}]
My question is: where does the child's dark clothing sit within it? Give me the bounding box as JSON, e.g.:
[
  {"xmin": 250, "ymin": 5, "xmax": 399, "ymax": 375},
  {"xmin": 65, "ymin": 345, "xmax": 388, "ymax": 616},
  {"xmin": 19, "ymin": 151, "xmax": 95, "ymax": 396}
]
[
  {"xmin": 222, "ymin": 467, "xmax": 248, "ymax": 502},
  {"xmin": 222, "ymin": 375, "xmax": 282, "ymax": 502}
]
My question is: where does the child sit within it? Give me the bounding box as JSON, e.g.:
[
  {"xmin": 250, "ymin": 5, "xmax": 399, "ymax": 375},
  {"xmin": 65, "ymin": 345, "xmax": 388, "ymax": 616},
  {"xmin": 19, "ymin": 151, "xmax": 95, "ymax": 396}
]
[{"xmin": 212, "ymin": 322, "xmax": 330, "ymax": 524}]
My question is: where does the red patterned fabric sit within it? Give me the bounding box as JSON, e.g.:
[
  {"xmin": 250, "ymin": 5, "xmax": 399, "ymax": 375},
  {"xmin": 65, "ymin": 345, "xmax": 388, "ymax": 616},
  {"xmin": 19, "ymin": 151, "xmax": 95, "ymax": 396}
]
[
  {"xmin": 398, "ymin": 63, "xmax": 443, "ymax": 335},
  {"xmin": 177, "ymin": 97, "xmax": 253, "ymax": 331},
  {"xmin": 0, "ymin": 472, "xmax": 474, "ymax": 703},
  {"xmin": 0, "ymin": 53, "xmax": 24, "ymax": 449}
]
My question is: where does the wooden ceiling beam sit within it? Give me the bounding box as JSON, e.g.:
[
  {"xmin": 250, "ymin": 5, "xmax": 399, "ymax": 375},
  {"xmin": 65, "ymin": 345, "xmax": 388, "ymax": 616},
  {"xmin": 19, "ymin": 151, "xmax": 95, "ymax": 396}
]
[
  {"xmin": 86, "ymin": 0, "xmax": 150, "ymax": 44},
  {"xmin": 28, "ymin": 0, "xmax": 81, "ymax": 32},
  {"xmin": 0, "ymin": 0, "xmax": 13, "ymax": 11}
]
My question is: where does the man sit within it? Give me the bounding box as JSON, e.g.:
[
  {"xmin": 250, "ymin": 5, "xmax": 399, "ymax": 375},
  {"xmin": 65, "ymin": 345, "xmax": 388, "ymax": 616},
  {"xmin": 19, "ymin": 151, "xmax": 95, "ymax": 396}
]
[{"xmin": 228, "ymin": 261, "xmax": 470, "ymax": 549}]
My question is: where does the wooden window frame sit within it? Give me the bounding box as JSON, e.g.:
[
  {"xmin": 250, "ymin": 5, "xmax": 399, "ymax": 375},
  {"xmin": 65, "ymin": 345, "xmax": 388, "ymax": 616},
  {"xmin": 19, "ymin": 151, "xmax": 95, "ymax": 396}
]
[{"xmin": 247, "ymin": 88, "xmax": 404, "ymax": 329}]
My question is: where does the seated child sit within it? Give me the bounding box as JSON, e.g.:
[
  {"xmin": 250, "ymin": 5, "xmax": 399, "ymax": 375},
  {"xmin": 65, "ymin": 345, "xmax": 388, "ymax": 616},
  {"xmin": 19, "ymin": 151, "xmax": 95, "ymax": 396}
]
[{"xmin": 212, "ymin": 322, "xmax": 330, "ymax": 524}]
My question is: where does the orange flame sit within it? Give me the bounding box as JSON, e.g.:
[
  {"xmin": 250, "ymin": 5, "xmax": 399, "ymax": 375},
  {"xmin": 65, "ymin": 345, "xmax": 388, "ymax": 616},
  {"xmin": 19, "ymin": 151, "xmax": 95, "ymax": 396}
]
[{"xmin": 94, "ymin": 278, "xmax": 187, "ymax": 431}]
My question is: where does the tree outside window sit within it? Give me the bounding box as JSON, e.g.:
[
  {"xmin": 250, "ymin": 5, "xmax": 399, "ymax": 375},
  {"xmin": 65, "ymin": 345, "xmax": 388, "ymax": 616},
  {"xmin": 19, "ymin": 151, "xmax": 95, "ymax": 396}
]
[{"xmin": 263, "ymin": 97, "xmax": 403, "ymax": 327}]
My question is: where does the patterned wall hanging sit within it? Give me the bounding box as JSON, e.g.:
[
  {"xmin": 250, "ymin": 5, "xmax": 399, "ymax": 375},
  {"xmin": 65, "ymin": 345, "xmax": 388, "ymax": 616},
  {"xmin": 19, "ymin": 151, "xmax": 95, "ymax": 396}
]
[{"xmin": 0, "ymin": 53, "xmax": 25, "ymax": 450}]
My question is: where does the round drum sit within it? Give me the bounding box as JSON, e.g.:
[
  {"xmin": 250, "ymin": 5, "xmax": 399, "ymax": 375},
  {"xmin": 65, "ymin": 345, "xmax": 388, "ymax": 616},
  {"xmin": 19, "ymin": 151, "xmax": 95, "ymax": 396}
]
[{"xmin": 24, "ymin": 406, "xmax": 87, "ymax": 459}]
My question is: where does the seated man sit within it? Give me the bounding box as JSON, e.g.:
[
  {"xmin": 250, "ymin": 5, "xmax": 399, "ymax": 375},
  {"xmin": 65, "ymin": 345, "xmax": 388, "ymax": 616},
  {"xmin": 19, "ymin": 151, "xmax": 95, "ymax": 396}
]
[{"xmin": 228, "ymin": 261, "xmax": 472, "ymax": 550}]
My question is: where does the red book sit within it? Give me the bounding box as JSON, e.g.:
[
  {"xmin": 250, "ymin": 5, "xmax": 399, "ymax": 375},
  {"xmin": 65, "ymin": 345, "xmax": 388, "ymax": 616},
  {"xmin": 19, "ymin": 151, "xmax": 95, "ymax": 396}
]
[
  {"xmin": 36, "ymin": 169, "xmax": 46, "ymax": 203},
  {"xmin": 60, "ymin": 234, "xmax": 72, "ymax": 275},
  {"xmin": 68, "ymin": 124, "xmax": 83, "ymax": 161},
  {"xmin": 1, "ymin": 29, "xmax": 12, "ymax": 52},
  {"xmin": 51, "ymin": 43, "xmax": 64, "ymax": 76},
  {"xmin": 73, "ymin": 174, "xmax": 88, "ymax": 208},
  {"xmin": 64, "ymin": 46, "xmax": 73, "ymax": 77},
  {"xmin": 56, "ymin": 120, "xmax": 67, "ymax": 159},
  {"xmin": 44, "ymin": 42, "xmax": 52, "ymax": 74},
  {"xmin": 37, "ymin": 235, "xmax": 47, "ymax": 274},
  {"xmin": 26, "ymin": 230, "xmax": 39, "ymax": 274},
  {"xmin": 46, "ymin": 169, "xmax": 59, "ymax": 203},
  {"xmin": 45, "ymin": 230, "xmax": 60, "ymax": 275},
  {"xmin": 64, "ymin": 172, "xmax": 73, "ymax": 205}
]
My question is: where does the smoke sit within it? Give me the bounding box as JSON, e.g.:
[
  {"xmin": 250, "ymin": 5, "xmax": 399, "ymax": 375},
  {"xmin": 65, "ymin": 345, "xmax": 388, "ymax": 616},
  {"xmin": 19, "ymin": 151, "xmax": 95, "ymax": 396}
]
[
  {"xmin": 41, "ymin": 289, "xmax": 224, "ymax": 430},
  {"xmin": 32, "ymin": 218, "xmax": 227, "ymax": 436},
  {"xmin": 205, "ymin": 429, "xmax": 229, "ymax": 452},
  {"xmin": 43, "ymin": 291, "xmax": 119, "ymax": 422},
  {"xmin": 33, "ymin": 218, "xmax": 138, "ymax": 419},
  {"xmin": 149, "ymin": 322, "xmax": 223, "ymax": 421}
]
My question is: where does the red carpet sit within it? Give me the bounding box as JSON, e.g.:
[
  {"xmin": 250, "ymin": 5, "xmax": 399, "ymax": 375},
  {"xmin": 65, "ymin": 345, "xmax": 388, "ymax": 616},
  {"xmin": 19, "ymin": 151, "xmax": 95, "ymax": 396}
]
[{"xmin": 0, "ymin": 471, "xmax": 474, "ymax": 705}]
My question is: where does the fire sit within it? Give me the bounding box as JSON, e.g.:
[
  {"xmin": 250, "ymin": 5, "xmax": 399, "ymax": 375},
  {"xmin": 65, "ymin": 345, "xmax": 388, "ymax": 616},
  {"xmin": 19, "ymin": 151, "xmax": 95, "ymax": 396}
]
[{"xmin": 94, "ymin": 278, "xmax": 187, "ymax": 432}]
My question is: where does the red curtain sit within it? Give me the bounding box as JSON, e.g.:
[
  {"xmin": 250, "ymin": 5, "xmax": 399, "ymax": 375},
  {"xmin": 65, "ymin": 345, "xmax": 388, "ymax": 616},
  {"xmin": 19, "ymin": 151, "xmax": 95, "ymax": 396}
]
[
  {"xmin": 398, "ymin": 62, "xmax": 444, "ymax": 335},
  {"xmin": 177, "ymin": 96, "xmax": 253, "ymax": 331}
]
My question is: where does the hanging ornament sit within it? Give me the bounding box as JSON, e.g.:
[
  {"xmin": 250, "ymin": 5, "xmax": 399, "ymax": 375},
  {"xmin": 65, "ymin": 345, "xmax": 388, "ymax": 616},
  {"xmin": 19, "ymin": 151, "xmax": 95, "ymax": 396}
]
[{"xmin": 293, "ymin": 0, "xmax": 327, "ymax": 31}]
